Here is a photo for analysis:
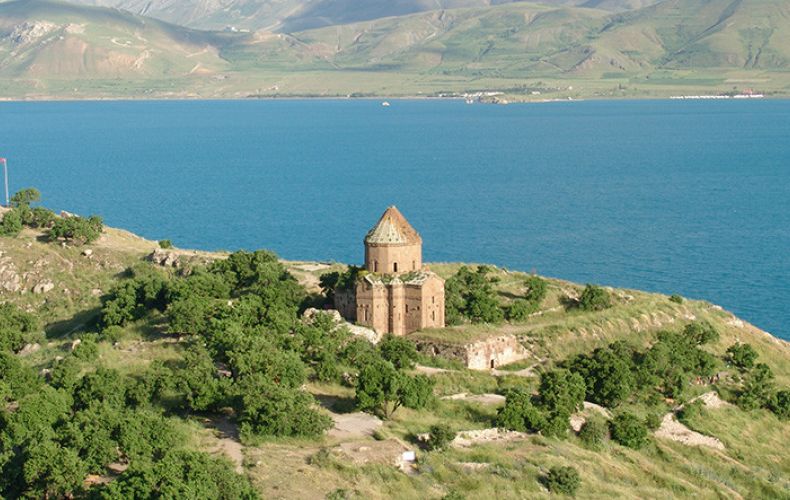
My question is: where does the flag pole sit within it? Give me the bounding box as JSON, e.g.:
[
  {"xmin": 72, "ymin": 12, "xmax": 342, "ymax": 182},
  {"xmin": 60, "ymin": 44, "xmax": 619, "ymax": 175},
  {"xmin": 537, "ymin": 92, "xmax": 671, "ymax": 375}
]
[{"xmin": 1, "ymin": 158, "xmax": 8, "ymax": 208}]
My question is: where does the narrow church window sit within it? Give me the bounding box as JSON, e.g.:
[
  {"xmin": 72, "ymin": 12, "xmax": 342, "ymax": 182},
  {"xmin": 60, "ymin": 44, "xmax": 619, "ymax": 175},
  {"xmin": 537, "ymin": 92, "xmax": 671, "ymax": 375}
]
[
  {"xmin": 406, "ymin": 304, "xmax": 409, "ymax": 313},
  {"xmin": 374, "ymin": 261, "xmax": 378, "ymax": 272},
  {"xmin": 432, "ymin": 296, "xmax": 435, "ymax": 304},
  {"xmin": 490, "ymin": 359, "xmax": 495, "ymax": 369},
  {"xmin": 432, "ymin": 311, "xmax": 435, "ymax": 321},
  {"xmin": 412, "ymin": 260, "xmax": 416, "ymax": 270},
  {"xmin": 393, "ymin": 262, "xmax": 398, "ymax": 272}
]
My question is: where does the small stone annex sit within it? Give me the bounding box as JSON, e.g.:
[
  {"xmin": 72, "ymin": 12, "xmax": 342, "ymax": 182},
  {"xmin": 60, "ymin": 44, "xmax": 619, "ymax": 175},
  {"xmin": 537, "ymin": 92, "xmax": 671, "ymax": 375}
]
[{"xmin": 335, "ymin": 206, "xmax": 445, "ymax": 335}]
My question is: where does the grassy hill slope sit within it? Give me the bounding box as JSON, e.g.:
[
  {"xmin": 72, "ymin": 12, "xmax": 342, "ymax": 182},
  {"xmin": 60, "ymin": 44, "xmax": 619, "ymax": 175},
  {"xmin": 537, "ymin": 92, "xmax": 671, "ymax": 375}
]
[{"xmin": 0, "ymin": 215, "xmax": 788, "ymax": 498}]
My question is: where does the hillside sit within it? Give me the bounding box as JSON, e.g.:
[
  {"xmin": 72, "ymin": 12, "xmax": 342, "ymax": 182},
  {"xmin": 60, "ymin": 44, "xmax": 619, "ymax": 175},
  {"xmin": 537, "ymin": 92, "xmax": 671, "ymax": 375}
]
[
  {"xmin": 59, "ymin": 0, "xmax": 661, "ymax": 32},
  {"xmin": 0, "ymin": 204, "xmax": 788, "ymax": 498},
  {"xmin": 0, "ymin": 0, "xmax": 789, "ymax": 98}
]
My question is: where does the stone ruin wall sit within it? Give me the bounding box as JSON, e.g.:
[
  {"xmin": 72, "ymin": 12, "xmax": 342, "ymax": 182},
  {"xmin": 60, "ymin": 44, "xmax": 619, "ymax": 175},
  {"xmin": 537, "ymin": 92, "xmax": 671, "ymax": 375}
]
[
  {"xmin": 334, "ymin": 289, "xmax": 357, "ymax": 321},
  {"xmin": 465, "ymin": 335, "xmax": 528, "ymax": 370},
  {"xmin": 414, "ymin": 334, "xmax": 528, "ymax": 370}
]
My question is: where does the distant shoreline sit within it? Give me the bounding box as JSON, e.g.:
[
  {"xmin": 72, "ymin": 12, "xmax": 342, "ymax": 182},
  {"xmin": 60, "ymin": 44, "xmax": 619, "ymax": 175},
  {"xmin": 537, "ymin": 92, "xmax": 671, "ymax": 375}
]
[{"xmin": 1, "ymin": 94, "xmax": 788, "ymax": 104}]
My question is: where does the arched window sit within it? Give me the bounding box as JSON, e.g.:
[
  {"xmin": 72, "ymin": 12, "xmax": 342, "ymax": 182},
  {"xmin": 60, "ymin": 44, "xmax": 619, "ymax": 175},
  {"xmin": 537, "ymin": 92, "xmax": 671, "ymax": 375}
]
[
  {"xmin": 393, "ymin": 262, "xmax": 398, "ymax": 272},
  {"xmin": 374, "ymin": 261, "xmax": 378, "ymax": 272}
]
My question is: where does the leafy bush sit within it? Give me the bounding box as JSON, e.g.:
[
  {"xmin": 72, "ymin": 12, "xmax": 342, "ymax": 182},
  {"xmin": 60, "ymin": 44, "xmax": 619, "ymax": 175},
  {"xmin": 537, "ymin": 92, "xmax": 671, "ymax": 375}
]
[
  {"xmin": 577, "ymin": 284, "xmax": 612, "ymax": 311},
  {"xmin": 27, "ymin": 207, "xmax": 57, "ymax": 228},
  {"xmin": 507, "ymin": 299, "xmax": 537, "ymax": 321},
  {"xmin": 49, "ymin": 215, "xmax": 103, "ymax": 245},
  {"xmin": 496, "ymin": 389, "xmax": 547, "ymax": 432},
  {"xmin": 609, "ymin": 413, "xmax": 648, "ymax": 449},
  {"xmin": 99, "ymin": 450, "xmax": 259, "ymax": 499},
  {"xmin": 0, "ymin": 302, "xmax": 40, "ymax": 353},
  {"xmin": 236, "ymin": 374, "xmax": 331, "ymax": 439},
  {"xmin": 543, "ymin": 466, "xmax": 581, "ymax": 496},
  {"xmin": 683, "ymin": 321, "xmax": 719, "ymax": 345},
  {"xmin": 568, "ymin": 342, "xmax": 635, "ymax": 407},
  {"xmin": 538, "ymin": 369, "xmax": 586, "ymax": 416},
  {"xmin": 9, "ymin": 187, "xmax": 40, "ymax": 208},
  {"xmin": 737, "ymin": 363, "xmax": 775, "ymax": 411},
  {"xmin": 669, "ymin": 294, "xmax": 683, "ymax": 304},
  {"xmin": 379, "ymin": 334, "xmax": 418, "ymax": 370},
  {"xmin": 770, "ymin": 390, "xmax": 790, "ymax": 420},
  {"xmin": 524, "ymin": 275, "xmax": 548, "ymax": 304},
  {"xmin": 0, "ymin": 208, "xmax": 23, "ymax": 237},
  {"xmin": 428, "ymin": 423, "xmax": 455, "ymax": 451},
  {"xmin": 578, "ymin": 418, "xmax": 607, "ymax": 449},
  {"xmin": 726, "ymin": 343, "xmax": 758, "ymax": 371},
  {"xmin": 445, "ymin": 265, "xmax": 504, "ymax": 324},
  {"xmin": 158, "ymin": 239, "xmax": 173, "ymax": 249},
  {"xmin": 72, "ymin": 335, "xmax": 99, "ymax": 361},
  {"xmin": 677, "ymin": 400, "xmax": 703, "ymax": 426},
  {"xmin": 355, "ymin": 357, "xmax": 434, "ymax": 419}
]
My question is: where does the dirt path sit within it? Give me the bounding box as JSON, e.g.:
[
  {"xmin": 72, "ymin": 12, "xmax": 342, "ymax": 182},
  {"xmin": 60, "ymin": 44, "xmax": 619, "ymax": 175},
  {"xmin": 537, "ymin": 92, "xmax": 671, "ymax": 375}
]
[
  {"xmin": 442, "ymin": 393, "xmax": 506, "ymax": 405},
  {"xmin": 655, "ymin": 414, "xmax": 725, "ymax": 450},
  {"xmin": 328, "ymin": 412, "xmax": 383, "ymax": 439},
  {"xmin": 654, "ymin": 392, "xmax": 729, "ymax": 450},
  {"xmin": 203, "ymin": 417, "xmax": 245, "ymax": 473}
]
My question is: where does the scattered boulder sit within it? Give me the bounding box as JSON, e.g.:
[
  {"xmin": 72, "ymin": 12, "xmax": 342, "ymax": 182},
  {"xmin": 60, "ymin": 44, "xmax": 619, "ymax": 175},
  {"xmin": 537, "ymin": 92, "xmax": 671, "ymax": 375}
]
[
  {"xmin": 70, "ymin": 339, "xmax": 82, "ymax": 351},
  {"xmin": 149, "ymin": 249, "xmax": 181, "ymax": 268},
  {"xmin": 32, "ymin": 281, "xmax": 55, "ymax": 294},
  {"xmin": 302, "ymin": 307, "xmax": 343, "ymax": 323},
  {"xmin": 82, "ymin": 249, "xmax": 93, "ymax": 257},
  {"xmin": 19, "ymin": 343, "xmax": 41, "ymax": 356}
]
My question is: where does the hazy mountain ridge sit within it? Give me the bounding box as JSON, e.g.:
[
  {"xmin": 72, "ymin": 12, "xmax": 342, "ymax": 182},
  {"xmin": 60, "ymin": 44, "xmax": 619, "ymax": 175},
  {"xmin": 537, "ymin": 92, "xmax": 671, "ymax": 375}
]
[
  {"xmin": 0, "ymin": 0, "xmax": 788, "ymax": 98},
  {"xmin": 56, "ymin": 0, "xmax": 661, "ymax": 32}
]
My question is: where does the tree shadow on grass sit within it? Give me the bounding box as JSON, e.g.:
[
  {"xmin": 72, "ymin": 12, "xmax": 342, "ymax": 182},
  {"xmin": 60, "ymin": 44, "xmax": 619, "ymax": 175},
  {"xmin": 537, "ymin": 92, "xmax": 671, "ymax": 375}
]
[
  {"xmin": 314, "ymin": 393, "xmax": 357, "ymax": 414},
  {"xmin": 45, "ymin": 306, "xmax": 101, "ymax": 339}
]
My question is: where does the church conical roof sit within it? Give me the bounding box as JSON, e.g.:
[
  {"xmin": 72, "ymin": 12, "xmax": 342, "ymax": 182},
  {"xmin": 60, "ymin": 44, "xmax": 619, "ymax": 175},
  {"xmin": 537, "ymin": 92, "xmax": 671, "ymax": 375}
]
[{"xmin": 365, "ymin": 206, "xmax": 422, "ymax": 245}]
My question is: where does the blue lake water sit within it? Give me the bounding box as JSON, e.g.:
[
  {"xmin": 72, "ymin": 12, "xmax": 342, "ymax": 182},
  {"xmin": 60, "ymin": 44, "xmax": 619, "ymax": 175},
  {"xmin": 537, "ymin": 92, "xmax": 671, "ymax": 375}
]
[{"xmin": 0, "ymin": 99, "xmax": 788, "ymax": 339}]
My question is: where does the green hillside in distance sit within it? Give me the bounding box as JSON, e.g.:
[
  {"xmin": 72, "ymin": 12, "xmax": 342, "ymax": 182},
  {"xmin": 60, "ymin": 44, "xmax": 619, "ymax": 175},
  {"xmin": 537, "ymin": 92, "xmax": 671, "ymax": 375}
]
[
  {"xmin": 0, "ymin": 0, "xmax": 788, "ymax": 99},
  {"xmin": 59, "ymin": 0, "xmax": 661, "ymax": 33}
]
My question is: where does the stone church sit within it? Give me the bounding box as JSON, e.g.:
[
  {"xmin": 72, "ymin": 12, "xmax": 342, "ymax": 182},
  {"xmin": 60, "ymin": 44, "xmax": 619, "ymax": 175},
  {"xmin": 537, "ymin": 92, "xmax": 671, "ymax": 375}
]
[{"xmin": 335, "ymin": 206, "xmax": 445, "ymax": 335}]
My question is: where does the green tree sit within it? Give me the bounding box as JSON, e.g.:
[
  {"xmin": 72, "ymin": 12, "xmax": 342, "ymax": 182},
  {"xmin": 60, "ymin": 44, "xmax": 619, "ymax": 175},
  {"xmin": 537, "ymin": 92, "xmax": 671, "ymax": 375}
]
[
  {"xmin": 770, "ymin": 390, "xmax": 790, "ymax": 420},
  {"xmin": 683, "ymin": 321, "xmax": 719, "ymax": 345},
  {"xmin": 235, "ymin": 374, "xmax": 331, "ymax": 439},
  {"xmin": 428, "ymin": 424, "xmax": 455, "ymax": 451},
  {"xmin": 727, "ymin": 343, "xmax": 758, "ymax": 371},
  {"xmin": 524, "ymin": 275, "xmax": 548, "ymax": 304},
  {"xmin": 0, "ymin": 208, "xmax": 23, "ymax": 237},
  {"xmin": 0, "ymin": 302, "xmax": 39, "ymax": 353},
  {"xmin": 9, "ymin": 188, "xmax": 40, "ymax": 208},
  {"xmin": 355, "ymin": 357, "xmax": 432, "ymax": 419},
  {"xmin": 737, "ymin": 363, "xmax": 775, "ymax": 411},
  {"xmin": 496, "ymin": 389, "xmax": 547, "ymax": 432},
  {"xmin": 609, "ymin": 413, "xmax": 648, "ymax": 449},
  {"xmin": 99, "ymin": 450, "xmax": 259, "ymax": 499},
  {"xmin": 569, "ymin": 343, "xmax": 635, "ymax": 407},
  {"xmin": 507, "ymin": 299, "xmax": 536, "ymax": 321},
  {"xmin": 379, "ymin": 334, "xmax": 418, "ymax": 370},
  {"xmin": 49, "ymin": 215, "xmax": 103, "ymax": 245},
  {"xmin": 21, "ymin": 439, "xmax": 87, "ymax": 499},
  {"xmin": 538, "ymin": 369, "xmax": 586, "ymax": 416},
  {"xmin": 578, "ymin": 417, "xmax": 607, "ymax": 450},
  {"xmin": 542, "ymin": 466, "xmax": 581, "ymax": 496},
  {"xmin": 578, "ymin": 284, "xmax": 612, "ymax": 311},
  {"xmin": 444, "ymin": 266, "xmax": 504, "ymax": 324}
]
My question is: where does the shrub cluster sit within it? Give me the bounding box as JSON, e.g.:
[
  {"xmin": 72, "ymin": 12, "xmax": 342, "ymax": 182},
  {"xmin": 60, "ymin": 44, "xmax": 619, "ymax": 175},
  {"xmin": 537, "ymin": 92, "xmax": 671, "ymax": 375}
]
[
  {"xmin": 496, "ymin": 368, "xmax": 585, "ymax": 438},
  {"xmin": 567, "ymin": 322, "xmax": 720, "ymax": 406},
  {"xmin": 0, "ymin": 188, "xmax": 102, "ymax": 245}
]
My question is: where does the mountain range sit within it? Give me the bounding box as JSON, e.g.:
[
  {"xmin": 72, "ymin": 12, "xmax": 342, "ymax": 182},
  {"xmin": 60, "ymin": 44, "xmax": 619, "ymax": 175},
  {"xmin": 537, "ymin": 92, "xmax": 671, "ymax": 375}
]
[{"xmin": 0, "ymin": 0, "xmax": 788, "ymax": 99}]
